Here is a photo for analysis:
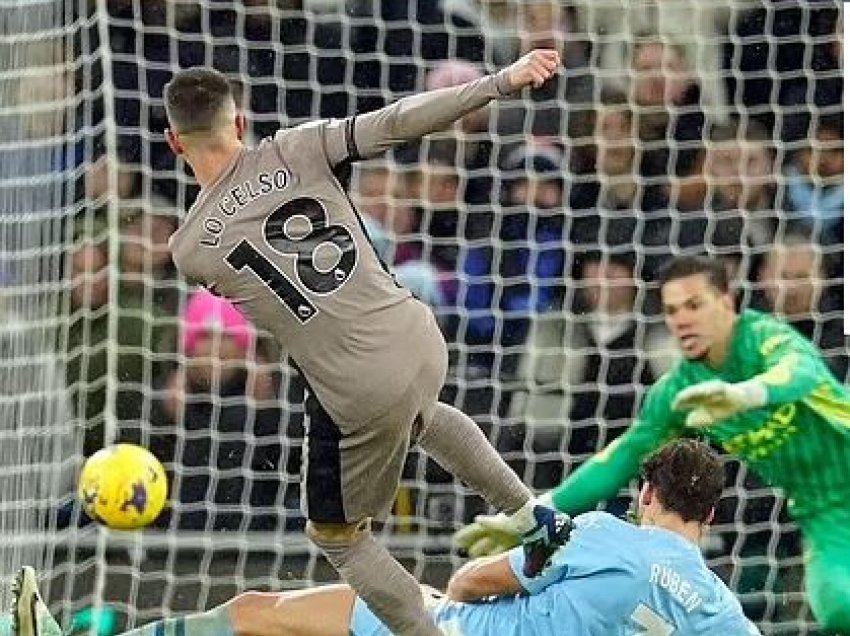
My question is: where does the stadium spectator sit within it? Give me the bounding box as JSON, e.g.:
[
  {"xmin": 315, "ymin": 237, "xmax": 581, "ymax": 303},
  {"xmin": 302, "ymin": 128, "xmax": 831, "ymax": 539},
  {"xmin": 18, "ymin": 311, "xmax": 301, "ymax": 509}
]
[
  {"xmin": 702, "ymin": 120, "xmax": 780, "ymax": 242},
  {"xmin": 422, "ymin": 61, "xmax": 495, "ymax": 207},
  {"xmin": 567, "ymin": 89, "xmax": 670, "ymax": 281},
  {"xmin": 351, "ymin": 161, "xmax": 447, "ymax": 308},
  {"xmin": 627, "ymin": 39, "xmax": 708, "ymax": 181},
  {"xmin": 728, "ymin": 2, "xmax": 842, "ymax": 142},
  {"xmin": 405, "ymin": 149, "xmax": 467, "ymax": 274},
  {"xmin": 494, "ymin": 2, "xmax": 594, "ymax": 147},
  {"xmin": 507, "ymin": 250, "xmax": 667, "ymax": 493},
  {"xmin": 755, "ymin": 235, "xmax": 847, "ymax": 382},
  {"xmin": 348, "ymin": 0, "xmax": 484, "ymax": 96},
  {"xmin": 147, "ymin": 290, "xmax": 285, "ymax": 531},
  {"xmin": 118, "ymin": 195, "xmax": 181, "ymax": 313},
  {"xmin": 83, "ymin": 153, "xmax": 141, "ymax": 203},
  {"xmin": 570, "ymin": 0, "xmax": 750, "ymax": 123},
  {"xmin": 65, "ymin": 233, "xmax": 177, "ymax": 456},
  {"xmin": 452, "ymin": 141, "xmax": 566, "ymax": 384},
  {"xmin": 783, "ymin": 112, "xmax": 843, "ymax": 246}
]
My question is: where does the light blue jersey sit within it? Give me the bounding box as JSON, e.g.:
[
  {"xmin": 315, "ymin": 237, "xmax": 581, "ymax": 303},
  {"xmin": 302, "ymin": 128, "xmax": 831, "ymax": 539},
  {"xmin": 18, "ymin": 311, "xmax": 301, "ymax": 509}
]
[{"xmin": 351, "ymin": 512, "xmax": 760, "ymax": 636}]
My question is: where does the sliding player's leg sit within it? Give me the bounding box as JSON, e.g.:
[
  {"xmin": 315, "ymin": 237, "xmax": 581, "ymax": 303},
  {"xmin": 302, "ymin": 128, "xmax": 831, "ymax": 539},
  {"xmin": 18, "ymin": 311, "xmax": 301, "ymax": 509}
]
[
  {"xmin": 802, "ymin": 508, "xmax": 850, "ymax": 634},
  {"xmin": 303, "ymin": 394, "xmax": 442, "ymax": 636},
  {"xmin": 11, "ymin": 567, "xmax": 62, "ymax": 636},
  {"xmin": 11, "ymin": 565, "xmax": 360, "ymax": 636},
  {"xmin": 418, "ymin": 401, "xmax": 573, "ymax": 575},
  {"xmin": 226, "ymin": 586, "xmax": 356, "ymax": 636}
]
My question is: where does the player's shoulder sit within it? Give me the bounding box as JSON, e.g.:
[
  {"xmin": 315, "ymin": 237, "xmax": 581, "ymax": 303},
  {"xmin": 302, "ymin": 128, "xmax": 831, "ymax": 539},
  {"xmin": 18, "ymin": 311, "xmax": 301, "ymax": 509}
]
[
  {"xmin": 646, "ymin": 364, "xmax": 693, "ymax": 400},
  {"xmin": 739, "ymin": 309, "xmax": 810, "ymax": 353},
  {"xmin": 573, "ymin": 511, "xmax": 640, "ymax": 541}
]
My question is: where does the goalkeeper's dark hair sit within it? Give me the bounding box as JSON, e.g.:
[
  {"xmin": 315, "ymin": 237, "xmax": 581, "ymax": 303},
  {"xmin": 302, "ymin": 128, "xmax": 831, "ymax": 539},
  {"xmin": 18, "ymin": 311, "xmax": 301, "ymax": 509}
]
[
  {"xmin": 164, "ymin": 67, "xmax": 235, "ymax": 135},
  {"xmin": 659, "ymin": 255, "xmax": 729, "ymax": 294},
  {"xmin": 640, "ymin": 439, "xmax": 724, "ymax": 523}
]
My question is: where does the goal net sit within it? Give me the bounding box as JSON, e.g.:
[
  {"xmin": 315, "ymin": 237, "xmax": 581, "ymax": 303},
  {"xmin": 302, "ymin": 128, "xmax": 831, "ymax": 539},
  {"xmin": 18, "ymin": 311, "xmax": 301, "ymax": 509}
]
[{"xmin": 1, "ymin": 1, "xmax": 844, "ymax": 635}]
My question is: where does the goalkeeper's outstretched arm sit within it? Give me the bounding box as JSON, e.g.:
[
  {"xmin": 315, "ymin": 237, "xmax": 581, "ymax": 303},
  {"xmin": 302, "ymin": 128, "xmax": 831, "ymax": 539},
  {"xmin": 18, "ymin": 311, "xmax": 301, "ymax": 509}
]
[
  {"xmin": 455, "ymin": 376, "xmax": 687, "ymax": 557},
  {"xmin": 550, "ymin": 386, "xmax": 685, "ymax": 515},
  {"xmin": 749, "ymin": 330, "xmax": 825, "ymax": 405}
]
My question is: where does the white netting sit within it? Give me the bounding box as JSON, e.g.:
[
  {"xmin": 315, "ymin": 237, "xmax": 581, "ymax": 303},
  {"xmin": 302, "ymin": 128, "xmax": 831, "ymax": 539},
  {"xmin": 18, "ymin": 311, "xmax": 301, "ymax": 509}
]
[{"xmin": 0, "ymin": 1, "xmax": 844, "ymax": 635}]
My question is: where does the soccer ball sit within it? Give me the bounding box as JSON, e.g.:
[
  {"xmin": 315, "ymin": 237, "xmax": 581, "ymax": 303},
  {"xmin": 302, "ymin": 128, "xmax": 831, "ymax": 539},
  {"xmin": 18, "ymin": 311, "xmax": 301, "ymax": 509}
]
[{"xmin": 78, "ymin": 444, "xmax": 168, "ymax": 530}]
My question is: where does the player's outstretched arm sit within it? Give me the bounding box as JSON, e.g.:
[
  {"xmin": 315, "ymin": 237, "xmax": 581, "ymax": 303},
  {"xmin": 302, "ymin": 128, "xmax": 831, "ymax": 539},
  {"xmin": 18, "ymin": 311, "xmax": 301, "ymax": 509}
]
[
  {"xmin": 446, "ymin": 553, "xmax": 524, "ymax": 602},
  {"xmin": 673, "ymin": 327, "xmax": 828, "ymax": 427},
  {"xmin": 338, "ymin": 49, "xmax": 560, "ymax": 161}
]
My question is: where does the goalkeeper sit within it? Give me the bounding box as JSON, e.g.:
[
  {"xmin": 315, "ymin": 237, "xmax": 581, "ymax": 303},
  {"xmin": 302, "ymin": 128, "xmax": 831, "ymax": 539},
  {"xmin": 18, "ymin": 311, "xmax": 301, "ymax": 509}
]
[{"xmin": 456, "ymin": 254, "xmax": 850, "ymax": 635}]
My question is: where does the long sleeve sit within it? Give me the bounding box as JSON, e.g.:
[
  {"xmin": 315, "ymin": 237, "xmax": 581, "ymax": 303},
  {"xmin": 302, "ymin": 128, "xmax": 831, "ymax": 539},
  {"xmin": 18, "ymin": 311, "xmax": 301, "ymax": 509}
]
[
  {"xmin": 750, "ymin": 324, "xmax": 827, "ymax": 406},
  {"xmin": 550, "ymin": 373, "xmax": 687, "ymax": 515},
  {"xmin": 321, "ymin": 72, "xmax": 511, "ymax": 166}
]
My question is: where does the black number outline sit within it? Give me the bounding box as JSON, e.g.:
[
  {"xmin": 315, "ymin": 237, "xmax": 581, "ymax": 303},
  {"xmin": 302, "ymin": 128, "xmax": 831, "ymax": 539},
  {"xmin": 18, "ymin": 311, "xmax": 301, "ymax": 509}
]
[
  {"xmin": 263, "ymin": 197, "xmax": 357, "ymax": 297},
  {"xmin": 224, "ymin": 197, "xmax": 357, "ymax": 324},
  {"xmin": 225, "ymin": 238, "xmax": 319, "ymax": 324}
]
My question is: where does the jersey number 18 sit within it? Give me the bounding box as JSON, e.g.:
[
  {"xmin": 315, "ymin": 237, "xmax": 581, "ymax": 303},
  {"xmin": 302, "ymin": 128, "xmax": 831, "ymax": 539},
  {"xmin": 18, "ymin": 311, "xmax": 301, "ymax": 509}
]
[{"xmin": 225, "ymin": 197, "xmax": 356, "ymax": 323}]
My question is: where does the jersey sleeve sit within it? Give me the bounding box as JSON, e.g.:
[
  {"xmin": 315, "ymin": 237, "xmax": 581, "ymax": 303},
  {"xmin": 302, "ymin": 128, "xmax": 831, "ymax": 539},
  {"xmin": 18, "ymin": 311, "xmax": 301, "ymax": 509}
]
[
  {"xmin": 282, "ymin": 73, "xmax": 510, "ymax": 168},
  {"xmin": 319, "ymin": 73, "xmax": 510, "ymax": 166},
  {"xmin": 748, "ymin": 318, "xmax": 829, "ymax": 405},
  {"xmin": 507, "ymin": 512, "xmax": 610, "ymax": 595},
  {"xmin": 550, "ymin": 372, "xmax": 689, "ymax": 515}
]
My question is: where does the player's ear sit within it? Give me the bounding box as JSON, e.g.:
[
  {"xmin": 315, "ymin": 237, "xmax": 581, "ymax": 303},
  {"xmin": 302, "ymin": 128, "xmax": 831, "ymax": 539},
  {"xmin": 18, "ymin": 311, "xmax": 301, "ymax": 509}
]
[
  {"xmin": 704, "ymin": 506, "xmax": 715, "ymax": 526},
  {"xmin": 639, "ymin": 482, "xmax": 653, "ymax": 507},
  {"xmin": 235, "ymin": 113, "xmax": 247, "ymax": 141},
  {"xmin": 165, "ymin": 128, "xmax": 184, "ymax": 156}
]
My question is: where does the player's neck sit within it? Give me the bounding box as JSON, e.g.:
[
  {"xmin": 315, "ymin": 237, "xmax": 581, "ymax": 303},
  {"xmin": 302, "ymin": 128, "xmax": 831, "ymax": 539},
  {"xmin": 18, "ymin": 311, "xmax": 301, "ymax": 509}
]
[
  {"xmin": 646, "ymin": 512, "xmax": 702, "ymax": 545},
  {"xmin": 705, "ymin": 313, "xmax": 738, "ymax": 369},
  {"xmin": 186, "ymin": 141, "xmax": 243, "ymax": 189}
]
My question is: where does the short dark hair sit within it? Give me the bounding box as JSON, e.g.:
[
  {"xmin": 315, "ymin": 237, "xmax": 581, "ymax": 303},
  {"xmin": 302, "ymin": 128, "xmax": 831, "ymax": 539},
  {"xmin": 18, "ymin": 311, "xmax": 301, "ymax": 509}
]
[
  {"xmin": 659, "ymin": 255, "xmax": 729, "ymax": 294},
  {"xmin": 640, "ymin": 439, "xmax": 725, "ymax": 523},
  {"xmin": 164, "ymin": 68, "xmax": 234, "ymax": 134}
]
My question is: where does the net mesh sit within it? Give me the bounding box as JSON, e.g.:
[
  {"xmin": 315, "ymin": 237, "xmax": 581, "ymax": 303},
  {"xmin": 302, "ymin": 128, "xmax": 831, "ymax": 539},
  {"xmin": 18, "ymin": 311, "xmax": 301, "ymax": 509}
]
[{"xmin": 0, "ymin": 1, "xmax": 844, "ymax": 635}]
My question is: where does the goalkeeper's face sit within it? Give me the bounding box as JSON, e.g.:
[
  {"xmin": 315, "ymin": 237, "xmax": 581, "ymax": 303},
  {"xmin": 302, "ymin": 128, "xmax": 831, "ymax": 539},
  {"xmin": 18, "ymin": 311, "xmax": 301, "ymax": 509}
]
[{"xmin": 661, "ymin": 274, "xmax": 736, "ymax": 362}]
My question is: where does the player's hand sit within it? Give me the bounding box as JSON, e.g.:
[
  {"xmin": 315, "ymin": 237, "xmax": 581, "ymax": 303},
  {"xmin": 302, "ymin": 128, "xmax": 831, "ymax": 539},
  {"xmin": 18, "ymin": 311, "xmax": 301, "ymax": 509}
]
[
  {"xmin": 673, "ymin": 379, "xmax": 767, "ymax": 427},
  {"xmin": 502, "ymin": 49, "xmax": 560, "ymax": 92},
  {"xmin": 453, "ymin": 513, "xmax": 521, "ymax": 558}
]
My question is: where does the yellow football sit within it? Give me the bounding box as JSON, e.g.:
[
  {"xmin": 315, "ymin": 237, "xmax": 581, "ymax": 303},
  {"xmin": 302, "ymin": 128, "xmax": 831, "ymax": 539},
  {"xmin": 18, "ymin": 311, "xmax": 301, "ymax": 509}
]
[{"xmin": 78, "ymin": 444, "xmax": 168, "ymax": 529}]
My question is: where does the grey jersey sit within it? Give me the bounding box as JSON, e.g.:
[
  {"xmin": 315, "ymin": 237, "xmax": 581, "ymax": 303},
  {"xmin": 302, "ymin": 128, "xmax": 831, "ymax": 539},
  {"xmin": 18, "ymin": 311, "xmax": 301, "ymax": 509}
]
[{"xmin": 170, "ymin": 72, "xmax": 510, "ymax": 423}]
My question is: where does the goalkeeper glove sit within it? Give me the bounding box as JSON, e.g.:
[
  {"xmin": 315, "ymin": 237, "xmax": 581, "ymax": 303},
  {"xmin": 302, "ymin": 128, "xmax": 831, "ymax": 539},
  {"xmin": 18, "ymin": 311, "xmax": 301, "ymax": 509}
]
[
  {"xmin": 673, "ymin": 379, "xmax": 767, "ymax": 427},
  {"xmin": 453, "ymin": 494, "xmax": 555, "ymax": 558}
]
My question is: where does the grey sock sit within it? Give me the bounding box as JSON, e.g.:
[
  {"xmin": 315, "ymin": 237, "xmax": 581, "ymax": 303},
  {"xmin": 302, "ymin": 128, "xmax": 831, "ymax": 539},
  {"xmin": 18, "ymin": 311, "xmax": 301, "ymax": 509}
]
[
  {"xmin": 316, "ymin": 528, "xmax": 442, "ymax": 636},
  {"xmin": 118, "ymin": 608, "xmax": 234, "ymax": 636},
  {"xmin": 419, "ymin": 402, "xmax": 532, "ymax": 515}
]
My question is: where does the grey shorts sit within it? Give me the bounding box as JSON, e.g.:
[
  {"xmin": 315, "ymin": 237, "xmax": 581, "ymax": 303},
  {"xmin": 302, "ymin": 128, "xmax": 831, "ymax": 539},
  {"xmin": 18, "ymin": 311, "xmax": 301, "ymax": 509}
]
[{"xmin": 303, "ymin": 346, "xmax": 446, "ymax": 524}]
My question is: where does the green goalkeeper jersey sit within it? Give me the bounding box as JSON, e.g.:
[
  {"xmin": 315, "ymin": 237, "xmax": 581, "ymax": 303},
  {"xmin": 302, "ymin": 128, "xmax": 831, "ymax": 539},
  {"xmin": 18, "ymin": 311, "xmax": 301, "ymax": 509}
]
[{"xmin": 551, "ymin": 309, "xmax": 850, "ymax": 522}]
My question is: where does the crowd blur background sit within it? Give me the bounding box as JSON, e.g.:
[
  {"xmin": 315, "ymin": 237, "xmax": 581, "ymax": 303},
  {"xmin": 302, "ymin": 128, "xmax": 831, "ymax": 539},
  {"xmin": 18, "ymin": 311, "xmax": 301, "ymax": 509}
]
[{"xmin": 0, "ymin": 1, "xmax": 844, "ymax": 634}]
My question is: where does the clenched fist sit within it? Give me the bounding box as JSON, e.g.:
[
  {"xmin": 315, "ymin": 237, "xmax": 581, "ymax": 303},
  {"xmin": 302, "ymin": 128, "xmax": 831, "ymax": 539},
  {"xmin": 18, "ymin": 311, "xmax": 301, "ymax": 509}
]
[{"xmin": 502, "ymin": 49, "xmax": 561, "ymax": 92}]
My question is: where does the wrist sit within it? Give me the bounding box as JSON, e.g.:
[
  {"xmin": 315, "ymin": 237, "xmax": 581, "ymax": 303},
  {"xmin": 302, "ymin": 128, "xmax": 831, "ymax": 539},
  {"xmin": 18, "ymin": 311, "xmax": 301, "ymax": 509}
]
[
  {"xmin": 735, "ymin": 380, "xmax": 768, "ymax": 408},
  {"xmin": 493, "ymin": 69, "xmax": 513, "ymax": 96},
  {"xmin": 536, "ymin": 491, "xmax": 555, "ymax": 509}
]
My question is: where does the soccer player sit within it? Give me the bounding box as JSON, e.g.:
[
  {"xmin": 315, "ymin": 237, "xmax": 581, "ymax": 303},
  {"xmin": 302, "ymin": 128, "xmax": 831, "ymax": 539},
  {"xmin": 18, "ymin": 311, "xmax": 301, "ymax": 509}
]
[
  {"xmin": 12, "ymin": 440, "xmax": 760, "ymax": 636},
  {"xmin": 161, "ymin": 49, "xmax": 570, "ymax": 636},
  {"xmin": 456, "ymin": 255, "xmax": 850, "ymax": 634}
]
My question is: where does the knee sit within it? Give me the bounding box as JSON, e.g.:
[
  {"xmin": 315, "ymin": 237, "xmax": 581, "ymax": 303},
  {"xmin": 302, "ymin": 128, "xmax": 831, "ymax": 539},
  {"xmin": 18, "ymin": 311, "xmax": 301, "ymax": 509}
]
[
  {"xmin": 226, "ymin": 592, "xmax": 270, "ymax": 636},
  {"xmin": 307, "ymin": 518, "xmax": 371, "ymax": 549}
]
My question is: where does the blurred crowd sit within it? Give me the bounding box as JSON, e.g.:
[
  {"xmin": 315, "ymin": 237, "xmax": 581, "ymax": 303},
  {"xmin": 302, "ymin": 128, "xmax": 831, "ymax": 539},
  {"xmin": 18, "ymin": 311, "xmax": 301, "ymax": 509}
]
[{"xmin": 2, "ymin": 0, "xmax": 844, "ymax": 629}]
